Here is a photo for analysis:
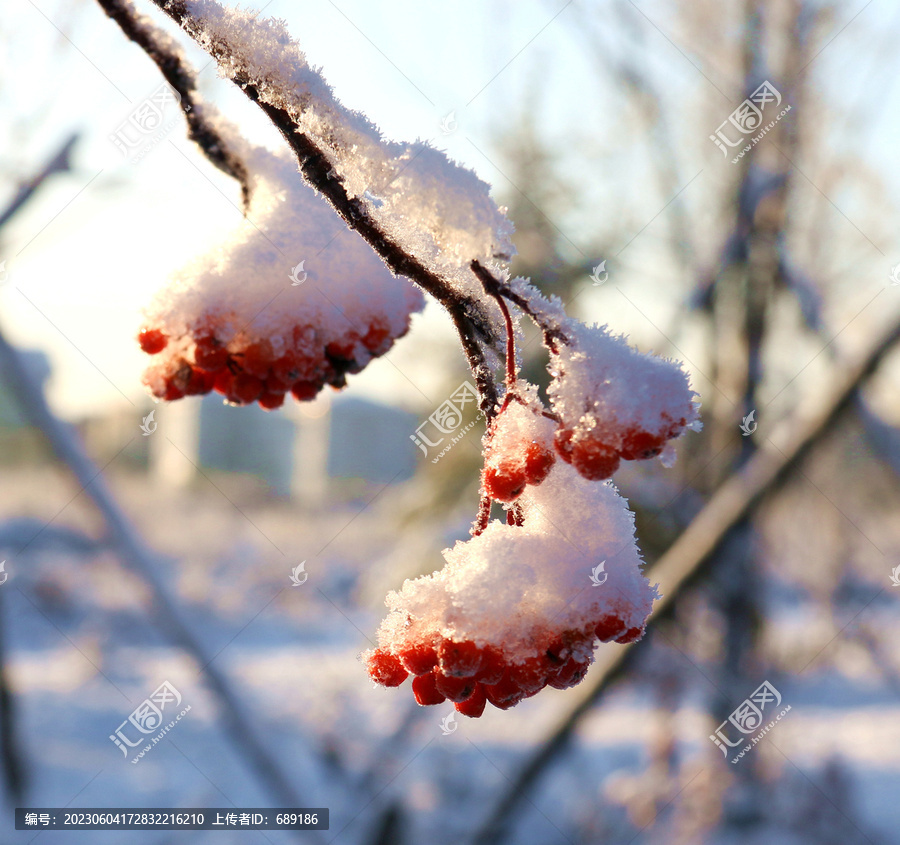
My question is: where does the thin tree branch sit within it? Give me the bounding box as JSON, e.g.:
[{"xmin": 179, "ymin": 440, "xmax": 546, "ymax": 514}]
[
  {"xmin": 0, "ymin": 134, "xmax": 78, "ymax": 231},
  {"xmin": 96, "ymin": 0, "xmax": 251, "ymax": 210},
  {"xmin": 471, "ymin": 314, "xmax": 900, "ymax": 845}
]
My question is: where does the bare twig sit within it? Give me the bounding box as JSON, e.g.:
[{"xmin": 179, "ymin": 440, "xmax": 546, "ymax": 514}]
[
  {"xmin": 471, "ymin": 315, "xmax": 900, "ymax": 844},
  {"xmin": 0, "ymin": 134, "xmax": 78, "ymax": 231},
  {"xmin": 96, "ymin": 0, "xmax": 251, "ymax": 209}
]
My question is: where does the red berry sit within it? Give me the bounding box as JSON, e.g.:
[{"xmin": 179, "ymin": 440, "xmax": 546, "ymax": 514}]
[
  {"xmin": 138, "ymin": 328, "xmax": 168, "ymax": 355},
  {"xmin": 523, "ymin": 441, "xmax": 555, "ymax": 485},
  {"xmin": 271, "ymin": 351, "xmax": 311, "ymax": 384},
  {"xmin": 569, "ymin": 436, "xmax": 620, "ymax": 481},
  {"xmin": 362, "ymin": 318, "xmax": 392, "ymax": 353},
  {"xmin": 619, "ymin": 430, "xmax": 665, "ymax": 461},
  {"xmin": 546, "ymin": 657, "xmax": 590, "ymax": 690},
  {"xmin": 399, "ymin": 643, "xmax": 439, "ymax": 676},
  {"xmin": 455, "ymin": 683, "xmax": 487, "ymax": 718},
  {"xmin": 213, "ymin": 369, "xmax": 234, "ymax": 395},
  {"xmin": 483, "ymin": 674, "xmax": 526, "ymax": 710},
  {"xmin": 227, "ymin": 373, "xmax": 263, "ymax": 405},
  {"xmin": 615, "ymin": 626, "xmax": 643, "ymax": 644},
  {"xmin": 483, "ymin": 463, "xmax": 527, "ymax": 502},
  {"xmin": 594, "ymin": 614, "xmax": 627, "ymax": 642},
  {"xmin": 325, "ymin": 335, "xmax": 359, "ymax": 361},
  {"xmin": 258, "ymin": 391, "xmax": 285, "ymax": 410},
  {"xmin": 507, "ymin": 657, "xmax": 549, "ymax": 694},
  {"xmin": 438, "ymin": 640, "xmax": 482, "ymax": 678},
  {"xmin": 366, "ymin": 649, "xmax": 408, "ymax": 687},
  {"xmin": 182, "ymin": 366, "xmax": 215, "ymax": 396},
  {"xmin": 554, "ymin": 427, "xmax": 574, "ymax": 463},
  {"xmin": 412, "ymin": 672, "xmax": 446, "ymax": 706},
  {"xmin": 238, "ymin": 342, "xmax": 273, "ymax": 378},
  {"xmin": 475, "ymin": 647, "xmax": 505, "ymax": 685},
  {"xmin": 291, "ymin": 381, "xmax": 321, "ymax": 402},
  {"xmin": 163, "ymin": 381, "xmax": 185, "ymax": 401},
  {"xmin": 434, "ymin": 673, "xmax": 477, "ymax": 703},
  {"xmin": 264, "ymin": 372, "xmax": 290, "ymax": 394},
  {"xmin": 193, "ymin": 335, "xmax": 229, "ymax": 372}
]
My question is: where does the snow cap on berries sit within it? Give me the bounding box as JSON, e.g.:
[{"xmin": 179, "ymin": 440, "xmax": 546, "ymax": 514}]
[
  {"xmin": 548, "ymin": 321, "xmax": 700, "ymax": 469},
  {"xmin": 482, "ymin": 387, "xmax": 556, "ymax": 502},
  {"xmin": 139, "ymin": 143, "xmax": 424, "ymax": 405},
  {"xmin": 369, "ymin": 464, "xmax": 657, "ymax": 699}
]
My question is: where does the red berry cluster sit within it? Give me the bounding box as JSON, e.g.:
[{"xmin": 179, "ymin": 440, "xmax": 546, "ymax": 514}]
[
  {"xmin": 481, "ymin": 403, "xmax": 555, "ymax": 503},
  {"xmin": 365, "ymin": 612, "xmax": 643, "ymax": 718},
  {"xmin": 554, "ymin": 413, "xmax": 688, "ymax": 481},
  {"xmin": 138, "ymin": 315, "xmax": 407, "ymax": 409}
]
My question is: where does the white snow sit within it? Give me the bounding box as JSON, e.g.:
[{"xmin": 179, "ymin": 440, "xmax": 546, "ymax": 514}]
[
  {"xmin": 140, "ymin": 140, "xmax": 424, "ymax": 371},
  {"xmin": 548, "ymin": 320, "xmax": 701, "ymax": 453}
]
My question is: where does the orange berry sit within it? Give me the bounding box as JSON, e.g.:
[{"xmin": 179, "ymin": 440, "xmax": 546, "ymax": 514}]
[
  {"xmin": 227, "ymin": 373, "xmax": 263, "ymax": 405},
  {"xmin": 399, "ymin": 643, "xmax": 439, "ymax": 676},
  {"xmin": 258, "ymin": 391, "xmax": 285, "ymax": 410},
  {"xmin": 434, "ymin": 673, "xmax": 477, "ymax": 703},
  {"xmin": 594, "ymin": 614, "xmax": 627, "ymax": 642},
  {"xmin": 238, "ymin": 341, "xmax": 273, "ymax": 378},
  {"xmin": 438, "ymin": 640, "xmax": 483, "ymax": 678},
  {"xmin": 138, "ymin": 328, "xmax": 168, "ymax": 355},
  {"xmin": 523, "ymin": 441, "xmax": 555, "ymax": 484},
  {"xmin": 569, "ymin": 436, "xmax": 620, "ymax": 481},
  {"xmin": 483, "ymin": 462, "xmax": 527, "ymax": 503},
  {"xmin": 290, "ymin": 381, "xmax": 321, "ymax": 402},
  {"xmin": 366, "ymin": 649, "xmax": 408, "ymax": 687},
  {"xmin": 193, "ymin": 335, "xmax": 229, "ymax": 372},
  {"xmin": 619, "ymin": 430, "xmax": 665, "ymax": 461},
  {"xmin": 412, "ymin": 672, "xmax": 446, "ymax": 706},
  {"xmin": 455, "ymin": 683, "xmax": 487, "ymax": 718},
  {"xmin": 475, "ymin": 647, "xmax": 505, "ymax": 685}
]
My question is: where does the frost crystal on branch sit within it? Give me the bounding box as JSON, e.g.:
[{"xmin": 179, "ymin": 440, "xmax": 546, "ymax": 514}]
[{"xmin": 172, "ymin": 0, "xmax": 515, "ymax": 298}]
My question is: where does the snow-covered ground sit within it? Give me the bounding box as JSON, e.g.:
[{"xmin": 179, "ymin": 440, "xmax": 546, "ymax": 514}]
[{"xmin": 1, "ymin": 465, "xmax": 898, "ymax": 844}]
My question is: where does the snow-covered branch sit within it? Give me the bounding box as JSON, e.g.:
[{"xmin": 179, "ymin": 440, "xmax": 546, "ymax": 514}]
[{"xmin": 98, "ymin": 0, "xmax": 251, "ymax": 208}]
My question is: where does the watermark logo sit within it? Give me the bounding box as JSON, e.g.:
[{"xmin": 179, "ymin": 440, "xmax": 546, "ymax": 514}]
[
  {"xmin": 0, "ymin": 260, "xmax": 8, "ymax": 285},
  {"xmin": 739, "ymin": 410, "xmax": 757, "ymax": 436},
  {"xmin": 289, "ymin": 561, "xmax": 308, "ymax": 586},
  {"xmin": 590, "ymin": 260, "xmax": 609, "ymax": 286},
  {"xmin": 109, "ymin": 82, "xmax": 187, "ymax": 163},
  {"xmin": 589, "ymin": 560, "xmax": 608, "ymax": 586},
  {"xmin": 0, "ymin": 561, "xmax": 7, "ymax": 585},
  {"xmin": 140, "ymin": 410, "xmax": 157, "ymax": 436},
  {"xmin": 440, "ymin": 111, "xmax": 457, "ymax": 135},
  {"xmin": 439, "ymin": 710, "xmax": 458, "ymax": 735},
  {"xmin": 109, "ymin": 680, "xmax": 190, "ymax": 764},
  {"xmin": 710, "ymin": 680, "xmax": 790, "ymax": 764},
  {"xmin": 890, "ymin": 564, "xmax": 900, "ymax": 587},
  {"xmin": 889, "ymin": 264, "xmax": 900, "ymax": 286},
  {"xmin": 411, "ymin": 381, "xmax": 483, "ymax": 464},
  {"xmin": 289, "ymin": 261, "xmax": 307, "ymax": 286},
  {"xmin": 710, "ymin": 81, "xmax": 791, "ymax": 164}
]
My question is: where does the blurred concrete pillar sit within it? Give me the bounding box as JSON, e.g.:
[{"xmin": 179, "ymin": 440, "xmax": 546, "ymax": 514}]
[
  {"xmin": 291, "ymin": 393, "xmax": 331, "ymax": 506},
  {"xmin": 149, "ymin": 398, "xmax": 199, "ymax": 486}
]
